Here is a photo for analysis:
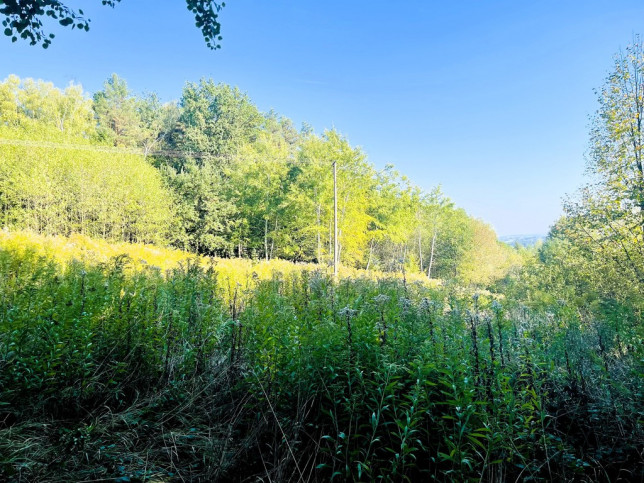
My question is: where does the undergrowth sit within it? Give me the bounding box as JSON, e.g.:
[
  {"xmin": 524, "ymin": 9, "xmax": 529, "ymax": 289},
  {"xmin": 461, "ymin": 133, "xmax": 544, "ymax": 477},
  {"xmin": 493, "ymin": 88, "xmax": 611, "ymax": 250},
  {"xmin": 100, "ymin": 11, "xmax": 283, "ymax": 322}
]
[{"xmin": 0, "ymin": 239, "xmax": 642, "ymax": 481}]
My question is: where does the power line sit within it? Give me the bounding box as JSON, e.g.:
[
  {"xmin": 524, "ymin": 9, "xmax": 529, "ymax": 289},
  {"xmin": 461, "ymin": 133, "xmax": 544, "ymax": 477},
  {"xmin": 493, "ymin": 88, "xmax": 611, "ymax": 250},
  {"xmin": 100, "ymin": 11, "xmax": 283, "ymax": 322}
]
[{"xmin": 0, "ymin": 137, "xmax": 229, "ymax": 160}]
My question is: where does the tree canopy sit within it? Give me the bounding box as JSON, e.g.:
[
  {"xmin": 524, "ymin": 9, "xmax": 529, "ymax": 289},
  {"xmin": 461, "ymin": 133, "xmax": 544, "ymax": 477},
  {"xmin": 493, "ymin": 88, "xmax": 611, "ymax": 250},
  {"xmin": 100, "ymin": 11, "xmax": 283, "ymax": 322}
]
[
  {"xmin": 0, "ymin": 0, "xmax": 226, "ymax": 49},
  {"xmin": 500, "ymin": 39, "xmax": 644, "ymax": 321},
  {"xmin": 548, "ymin": 40, "xmax": 644, "ymax": 301}
]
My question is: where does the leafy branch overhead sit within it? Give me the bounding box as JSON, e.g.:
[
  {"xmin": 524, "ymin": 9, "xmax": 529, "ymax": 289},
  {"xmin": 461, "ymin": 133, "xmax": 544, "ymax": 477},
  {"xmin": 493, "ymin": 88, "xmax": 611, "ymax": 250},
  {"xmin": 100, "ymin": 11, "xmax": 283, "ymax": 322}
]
[{"xmin": 0, "ymin": 0, "xmax": 226, "ymax": 49}]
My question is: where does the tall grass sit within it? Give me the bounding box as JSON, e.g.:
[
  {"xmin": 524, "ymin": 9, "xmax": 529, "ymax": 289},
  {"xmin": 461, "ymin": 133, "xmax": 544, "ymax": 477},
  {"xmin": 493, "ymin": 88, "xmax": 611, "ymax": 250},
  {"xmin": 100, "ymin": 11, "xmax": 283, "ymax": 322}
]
[{"xmin": 0, "ymin": 232, "xmax": 642, "ymax": 481}]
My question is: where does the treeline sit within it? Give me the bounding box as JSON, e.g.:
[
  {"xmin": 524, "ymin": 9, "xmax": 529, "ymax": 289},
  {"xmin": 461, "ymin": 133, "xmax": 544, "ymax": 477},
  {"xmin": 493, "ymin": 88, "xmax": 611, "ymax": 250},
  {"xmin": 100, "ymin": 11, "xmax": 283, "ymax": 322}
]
[
  {"xmin": 499, "ymin": 42, "xmax": 644, "ymax": 337},
  {"xmin": 0, "ymin": 74, "xmax": 516, "ymax": 283}
]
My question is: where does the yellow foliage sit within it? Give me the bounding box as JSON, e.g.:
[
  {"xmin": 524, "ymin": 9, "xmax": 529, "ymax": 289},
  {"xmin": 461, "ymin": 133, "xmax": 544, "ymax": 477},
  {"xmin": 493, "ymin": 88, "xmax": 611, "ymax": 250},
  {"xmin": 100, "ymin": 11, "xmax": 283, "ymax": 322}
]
[
  {"xmin": 458, "ymin": 219, "xmax": 523, "ymax": 286},
  {"xmin": 0, "ymin": 230, "xmax": 434, "ymax": 295}
]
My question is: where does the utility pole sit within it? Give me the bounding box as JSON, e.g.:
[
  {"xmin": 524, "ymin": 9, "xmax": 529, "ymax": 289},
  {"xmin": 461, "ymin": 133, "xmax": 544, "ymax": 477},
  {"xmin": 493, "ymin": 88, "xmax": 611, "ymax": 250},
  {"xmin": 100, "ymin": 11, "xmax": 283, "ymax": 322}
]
[{"xmin": 333, "ymin": 160, "xmax": 338, "ymax": 279}]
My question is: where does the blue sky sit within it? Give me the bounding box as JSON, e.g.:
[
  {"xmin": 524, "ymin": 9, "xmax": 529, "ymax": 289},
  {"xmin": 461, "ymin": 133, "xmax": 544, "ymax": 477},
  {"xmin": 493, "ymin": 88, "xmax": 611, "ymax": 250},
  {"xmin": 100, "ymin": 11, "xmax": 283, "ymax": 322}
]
[{"xmin": 1, "ymin": 0, "xmax": 642, "ymax": 236}]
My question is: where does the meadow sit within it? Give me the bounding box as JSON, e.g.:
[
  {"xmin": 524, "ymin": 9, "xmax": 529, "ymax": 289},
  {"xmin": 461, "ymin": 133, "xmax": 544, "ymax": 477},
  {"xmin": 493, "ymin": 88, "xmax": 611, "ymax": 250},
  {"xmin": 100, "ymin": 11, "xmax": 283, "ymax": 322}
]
[
  {"xmin": 2, "ymin": 40, "xmax": 644, "ymax": 482},
  {"xmin": 0, "ymin": 231, "xmax": 641, "ymax": 481}
]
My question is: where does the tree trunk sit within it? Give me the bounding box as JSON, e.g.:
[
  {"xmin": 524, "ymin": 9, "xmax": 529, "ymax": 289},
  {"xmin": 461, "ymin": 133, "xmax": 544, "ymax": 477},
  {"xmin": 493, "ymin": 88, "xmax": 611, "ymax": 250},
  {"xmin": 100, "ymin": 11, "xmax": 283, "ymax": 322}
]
[
  {"xmin": 316, "ymin": 202, "xmax": 321, "ymax": 263},
  {"xmin": 418, "ymin": 230, "xmax": 423, "ymax": 272},
  {"xmin": 328, "ymin": 220, "xmax": 333, "ymax": 263},
  {"xmin": 427, "ymin": 230, "xmax": 437, "ymax": 279},
  {"xmin": 366, "ymin": 238, "xmax": 374, "ymax": 271},
  {"xmin": 264, "ymin": 218, "xmax": 269, "ymax": 261},
  {"xmin": 269, "ymin": 217, "xmax": 278, "ymax": 260}
]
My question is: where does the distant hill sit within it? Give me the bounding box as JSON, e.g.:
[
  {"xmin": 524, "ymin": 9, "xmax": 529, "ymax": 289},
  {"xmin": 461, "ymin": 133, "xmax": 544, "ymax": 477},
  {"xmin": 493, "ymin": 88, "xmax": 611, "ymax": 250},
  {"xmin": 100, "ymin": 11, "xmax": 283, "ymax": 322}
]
[{"xmin": 499, "ymin": 234, "xmax": 546, "ymax": 247}]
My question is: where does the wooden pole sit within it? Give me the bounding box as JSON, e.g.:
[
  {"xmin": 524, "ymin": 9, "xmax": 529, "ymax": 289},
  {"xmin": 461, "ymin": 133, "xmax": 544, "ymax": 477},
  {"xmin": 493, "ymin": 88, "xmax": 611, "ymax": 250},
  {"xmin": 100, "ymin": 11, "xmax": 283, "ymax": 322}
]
[{"xmin": 333, "ymin": 160, "xmax": 338, "ymax": 279}]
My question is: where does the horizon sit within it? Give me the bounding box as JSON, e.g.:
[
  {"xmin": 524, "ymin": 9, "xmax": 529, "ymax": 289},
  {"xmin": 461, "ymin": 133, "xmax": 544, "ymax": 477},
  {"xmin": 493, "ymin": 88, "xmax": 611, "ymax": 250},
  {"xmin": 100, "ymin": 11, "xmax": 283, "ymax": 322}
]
[{"xmin": 2, "ymin": 1, "xmax": 643, "ymax": 236}]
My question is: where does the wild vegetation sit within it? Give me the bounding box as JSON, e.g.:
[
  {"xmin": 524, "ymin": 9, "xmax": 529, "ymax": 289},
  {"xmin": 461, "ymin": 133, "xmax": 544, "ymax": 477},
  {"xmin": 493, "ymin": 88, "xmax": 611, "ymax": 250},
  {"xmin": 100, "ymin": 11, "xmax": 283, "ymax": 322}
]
[
  {"xmin": 0, "ymin": 230, "xmax": 641, "ymax": 481},
  {"xmin": 0, "ymin": 73, "xmax": 517, "ymax": 285},
  {"xmin": 0, "ymin": 42, "xmax": 643, "ymax": 482}
]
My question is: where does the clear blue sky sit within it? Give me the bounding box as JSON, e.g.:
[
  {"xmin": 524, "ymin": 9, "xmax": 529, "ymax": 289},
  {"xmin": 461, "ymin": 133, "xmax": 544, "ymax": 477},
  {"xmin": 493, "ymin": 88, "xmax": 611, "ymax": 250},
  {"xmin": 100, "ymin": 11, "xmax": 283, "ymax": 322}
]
[{"xmin": 1, "ymin": 0, "xmax": 642, "ymax": 236}]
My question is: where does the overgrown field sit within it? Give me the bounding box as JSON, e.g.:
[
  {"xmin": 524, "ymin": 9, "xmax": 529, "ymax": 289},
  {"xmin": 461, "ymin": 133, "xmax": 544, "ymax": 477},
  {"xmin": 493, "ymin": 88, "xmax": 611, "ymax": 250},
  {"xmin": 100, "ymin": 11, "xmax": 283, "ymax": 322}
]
[
  {"xmin": 0, "ymin": 234, "xmax": 642, "ymax": 482},
  {"xmin": 0, "ymin": 230, "xmax": 431, "ymax": 297}
]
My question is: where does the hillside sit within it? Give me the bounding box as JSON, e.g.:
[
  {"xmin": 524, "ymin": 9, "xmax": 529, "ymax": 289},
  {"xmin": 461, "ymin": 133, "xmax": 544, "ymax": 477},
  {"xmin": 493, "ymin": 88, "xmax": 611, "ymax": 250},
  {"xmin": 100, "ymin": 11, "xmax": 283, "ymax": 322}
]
[
  {"xmin": 499, "ymin": 234, "xmax": 545, "ymax": 247},
  {"xmin": 0, "ymin": 228, "xmax": 641, "ymax": 481},
  {"xmin": 0, "ymin": 75, "xmax": 518, "ymax": 287}
]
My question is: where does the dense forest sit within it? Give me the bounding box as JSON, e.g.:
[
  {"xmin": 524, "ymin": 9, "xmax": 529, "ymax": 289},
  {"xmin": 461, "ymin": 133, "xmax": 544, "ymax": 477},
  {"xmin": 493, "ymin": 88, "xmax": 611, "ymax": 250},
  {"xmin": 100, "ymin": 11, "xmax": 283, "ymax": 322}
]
[
  {"xmin": 0, "ymin": 42, "xmax": 643, "ymax": 482},
  {"xmin": 0, "ymin": 73, "xmax": 517, "ymax": 284}
]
